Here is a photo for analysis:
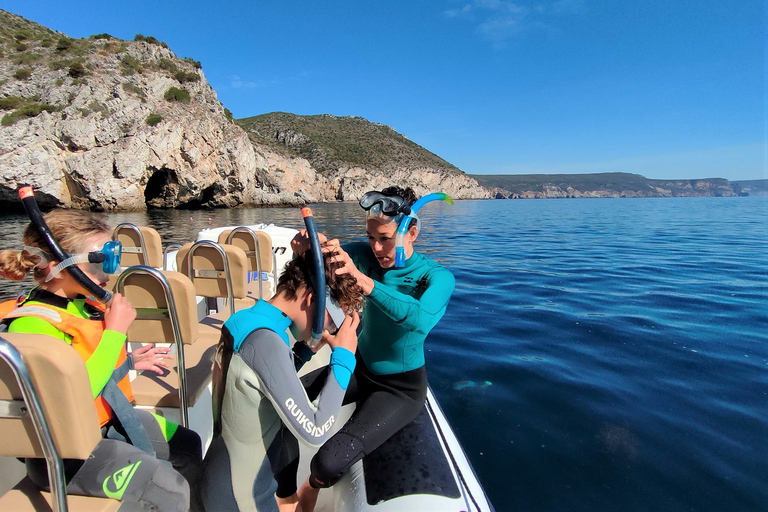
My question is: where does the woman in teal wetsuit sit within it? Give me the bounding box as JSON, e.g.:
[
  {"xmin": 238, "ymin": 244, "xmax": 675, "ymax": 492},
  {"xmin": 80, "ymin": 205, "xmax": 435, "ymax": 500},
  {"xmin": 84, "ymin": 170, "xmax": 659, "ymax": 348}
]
[{"xmin": 293, "ymin": 186, "xmax": 455, "ymax": 510}]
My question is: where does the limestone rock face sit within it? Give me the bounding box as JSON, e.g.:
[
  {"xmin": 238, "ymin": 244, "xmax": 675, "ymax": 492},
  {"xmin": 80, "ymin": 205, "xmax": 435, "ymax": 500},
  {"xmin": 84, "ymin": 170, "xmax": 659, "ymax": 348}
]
[
  {"xmin": 0, "ymin": 29, "xmax": 268, "ymax": 210},
  {"xmin": 0, "ymin": 13, "xmax": 492, "ymax": 210}
]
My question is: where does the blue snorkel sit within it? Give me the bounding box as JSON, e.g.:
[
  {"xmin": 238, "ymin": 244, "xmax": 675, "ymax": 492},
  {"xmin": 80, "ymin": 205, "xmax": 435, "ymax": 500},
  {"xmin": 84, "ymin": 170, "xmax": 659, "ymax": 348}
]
[
  {"xmin": 18, "ymin": 186, "xmax": 114, "ymax": 303},
  {"xmin": 394, "ymin": 192, "xmax": 453, "ymax": 267},
  {"xmin": 301, "ymin": 207, "xmax": 326, "ymax": 348}
]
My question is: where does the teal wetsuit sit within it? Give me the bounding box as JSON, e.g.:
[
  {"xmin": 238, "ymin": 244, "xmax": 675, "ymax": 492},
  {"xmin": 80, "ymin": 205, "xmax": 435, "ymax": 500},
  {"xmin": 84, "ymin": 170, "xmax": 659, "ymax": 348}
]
[
  {"xmin": 306, "ymin": 242, "xmax": 455, "ymax": 488},
  {"xmin": 346, "ymin": 242, "xmax": 456, "ymax": 374}
]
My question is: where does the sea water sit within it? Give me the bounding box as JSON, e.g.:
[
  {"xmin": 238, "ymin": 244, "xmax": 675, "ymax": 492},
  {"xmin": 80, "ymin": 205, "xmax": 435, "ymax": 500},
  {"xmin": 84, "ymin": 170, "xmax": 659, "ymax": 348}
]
[{"xmin": 1, "ymin": 197, "xmax": 766, "ymax": 512}]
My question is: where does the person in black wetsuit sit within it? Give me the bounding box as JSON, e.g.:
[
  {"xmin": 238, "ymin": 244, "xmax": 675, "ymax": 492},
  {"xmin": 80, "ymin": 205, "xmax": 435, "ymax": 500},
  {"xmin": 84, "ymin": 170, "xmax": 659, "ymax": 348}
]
[
  {"xmin": 200, "ymin": 251, "xmax": 363, "ymax": 512},
  {"xmin": 291, "ymin": 187, "xmax": 455, "ymax": 511}
]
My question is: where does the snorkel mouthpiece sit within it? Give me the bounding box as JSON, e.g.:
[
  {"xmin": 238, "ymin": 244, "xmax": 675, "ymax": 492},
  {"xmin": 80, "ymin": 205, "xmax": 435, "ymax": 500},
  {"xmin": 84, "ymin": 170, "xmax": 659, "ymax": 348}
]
[
  {"xmin": 301, "ymin": 207, "xmax": 325, "ymax": 348},
  {"xmin": 18, "ymin": 186, "xmax": 113, "ymax": 303},
  {"xmin": 394, "ymin": 192, "xmax": 453, "ymax": 267}
]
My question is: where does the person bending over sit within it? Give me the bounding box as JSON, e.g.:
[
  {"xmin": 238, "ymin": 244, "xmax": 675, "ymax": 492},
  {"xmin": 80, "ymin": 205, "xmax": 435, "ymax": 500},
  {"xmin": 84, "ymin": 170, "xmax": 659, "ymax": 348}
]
[
  {"xmin": 0, "ymin": 209, "xmax": 202, "ymax": 512},
  {"xmin": 200, "ymin": 251, "xmax": 363, "ymax": 512}
]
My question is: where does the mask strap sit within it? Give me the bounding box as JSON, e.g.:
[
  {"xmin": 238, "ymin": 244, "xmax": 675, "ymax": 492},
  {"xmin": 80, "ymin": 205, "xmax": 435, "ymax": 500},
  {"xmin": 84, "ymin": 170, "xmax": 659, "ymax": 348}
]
[
  {"xmin": 45, "ymin": 253, "xmax": 91, "ymax": 282},
  {"xmin": 22, "ymin": 246, "xmax": 51, "ymax": 268}
]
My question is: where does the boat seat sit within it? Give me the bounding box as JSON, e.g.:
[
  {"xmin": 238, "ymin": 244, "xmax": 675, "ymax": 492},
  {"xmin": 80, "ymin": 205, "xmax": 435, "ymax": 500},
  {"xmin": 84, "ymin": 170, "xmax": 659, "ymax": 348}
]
[
  {"xmin": 217, "ymin": 227, "xmax": 276, "ymax": 300},
  {"xmin": 176, "ymin": 241, "xmax": 255, "ymax": 318},
  {"xmin": 115, "ymin": 267, "xmax": 220, "ymax": 427},
  {"xmin": 112, "ymin": 223, "xmax": 164, "ymax": 269},
  {"xmin": 0, "ymin": 332, "xmax": 120, "ymax": 511}
]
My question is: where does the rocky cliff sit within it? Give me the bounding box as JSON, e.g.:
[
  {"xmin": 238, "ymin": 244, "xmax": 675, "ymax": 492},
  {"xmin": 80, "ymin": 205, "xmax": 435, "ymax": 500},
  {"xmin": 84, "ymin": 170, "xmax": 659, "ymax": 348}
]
[{"xmin": 0, "ymin": 11, "xmax": 490, "ymax": 211}]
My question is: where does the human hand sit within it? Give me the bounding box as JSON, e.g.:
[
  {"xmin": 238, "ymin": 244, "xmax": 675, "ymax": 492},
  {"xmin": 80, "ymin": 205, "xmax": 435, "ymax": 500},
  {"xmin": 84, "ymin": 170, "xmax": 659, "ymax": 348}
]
[
  {"xmin": 323, "ymin": 240, "xmax": 374, "ymax": 295},
  {"xmin": 290, "ymin": 229, "xmax": 328, "ymax": 256},
  {"xmin": 323, "ymin": 310, "xmax": 359, "ymax": 353},
  {"xmin": 104, "ymin": 293, "xmax": 136, "ymax": 335},
  {"xmin": 131, "ymin": 344, "xmax": 174, "ymax": 374}
]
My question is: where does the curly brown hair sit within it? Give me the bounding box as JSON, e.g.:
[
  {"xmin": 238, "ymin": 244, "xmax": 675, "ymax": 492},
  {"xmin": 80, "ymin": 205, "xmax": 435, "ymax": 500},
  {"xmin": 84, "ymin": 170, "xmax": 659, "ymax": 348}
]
[
  {"xmin": 276, "ymin": 250, "xmax": 363, "ymax": 312},
  {"xmin": 379, "ymin": 186, "xmax": 418, "ymax": 229},
  {"xmin": 0, "ymin": 209, "xmax": 111, "ymax": 282}
]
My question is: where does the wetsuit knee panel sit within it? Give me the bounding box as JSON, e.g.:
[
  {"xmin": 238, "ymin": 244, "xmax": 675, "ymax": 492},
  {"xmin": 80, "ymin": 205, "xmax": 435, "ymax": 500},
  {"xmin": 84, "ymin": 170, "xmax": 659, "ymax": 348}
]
[{"xmin": 309, "ymin": 432, "xmax": 365, "ymax": 489}]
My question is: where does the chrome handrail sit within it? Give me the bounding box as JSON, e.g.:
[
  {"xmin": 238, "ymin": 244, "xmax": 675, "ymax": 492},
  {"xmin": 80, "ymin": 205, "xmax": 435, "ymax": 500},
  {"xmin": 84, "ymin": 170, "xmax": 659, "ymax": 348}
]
[
  {"xmin": 227, "ymin": 226, "xmax": 264, "ymax": 299},
  {"xmin": 115, "ymin": 266, "xmax": 189, "ymax": 427},
  {"xmin": 163, "ymin": 243, "xmax": 182, "ymax": 271},
  {"xmin": 0, "ymin": 336, "xmax": 69, "ymax": 512},
  {"xmin": 186, "ymin": 240, "xmax": 235, "ymax": 317},
  {"xmin": 113, "ymin": 223, "xmax": 149, "ymax": 266}
]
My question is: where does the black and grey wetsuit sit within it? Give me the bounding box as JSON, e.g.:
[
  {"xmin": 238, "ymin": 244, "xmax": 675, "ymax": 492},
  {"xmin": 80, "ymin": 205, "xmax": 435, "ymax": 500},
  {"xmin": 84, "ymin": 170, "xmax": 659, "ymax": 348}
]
[{"xmin": 201, "ymin": 300, "xmax": 355, "ymax": 512}]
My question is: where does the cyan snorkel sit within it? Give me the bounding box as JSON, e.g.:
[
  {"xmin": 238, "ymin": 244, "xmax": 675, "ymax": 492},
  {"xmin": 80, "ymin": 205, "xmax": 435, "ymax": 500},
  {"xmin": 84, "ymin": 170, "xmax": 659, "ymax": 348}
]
[
  {"xmin": 18, "ymin": 186, "xmax": 114, "ymax": 303},
  {"xmin": 394, "ymin": 192, "xmax": 453, "ymax": 267}
]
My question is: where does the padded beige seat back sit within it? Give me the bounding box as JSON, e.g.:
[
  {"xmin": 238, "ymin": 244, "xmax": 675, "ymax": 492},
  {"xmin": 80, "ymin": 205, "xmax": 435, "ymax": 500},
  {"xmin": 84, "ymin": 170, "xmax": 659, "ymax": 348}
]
[
  {"xmin": 176, "ymin": 241, "xmax": 249, "ymax": 300},
  {"xmin": 217, "ymin": 228, "xmax": 275, "ymax": 299},
  {"xmin": 217, "ymin": 228, "xmax": 274, "ymax": 273},
  {"xmin": 0, "ymin": 333, "xmax": 101, "ymax": 460},
  {"xmin": 114, "ymin": 267, "xmax": 220, "ymax": 426},
  {"xmin": 118, "ymin": 269, "xmax": 200, "ymax": 346},
  {"xmin": 112, "ymin": 224, "xmax": 163, "ymax": 268},
  {"xmin": 0, "ymin": 333, "xmax": 121, "ymax": 511}
]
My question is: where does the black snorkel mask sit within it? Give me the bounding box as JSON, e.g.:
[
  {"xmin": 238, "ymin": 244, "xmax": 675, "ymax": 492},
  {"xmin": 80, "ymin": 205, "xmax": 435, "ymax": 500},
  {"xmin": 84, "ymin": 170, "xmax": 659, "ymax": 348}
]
[
  {"xmin": 301, "ymin": 207, "xmax": 345, "ymax": 348},
  {"xmin": 18, "ymin": 186, "xmax": 114, "ymax": 303},
  {"xmin": 359, "ymin": 191, "xmax": 412, "ymax": 218}
]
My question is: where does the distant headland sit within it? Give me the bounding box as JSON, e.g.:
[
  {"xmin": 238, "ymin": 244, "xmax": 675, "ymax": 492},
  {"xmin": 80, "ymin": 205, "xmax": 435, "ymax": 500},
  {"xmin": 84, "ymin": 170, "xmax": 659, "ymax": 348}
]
[{"xmin": 0, "ymin": 10, "xmax": 764, "ymax": 212}]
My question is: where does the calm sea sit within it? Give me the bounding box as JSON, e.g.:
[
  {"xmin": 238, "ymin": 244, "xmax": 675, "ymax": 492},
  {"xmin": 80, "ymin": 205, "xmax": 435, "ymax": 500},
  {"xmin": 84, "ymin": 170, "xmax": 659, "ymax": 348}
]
[{"xmin": 1, "ymin": 197, "xmax": 766, "ymax": 512}]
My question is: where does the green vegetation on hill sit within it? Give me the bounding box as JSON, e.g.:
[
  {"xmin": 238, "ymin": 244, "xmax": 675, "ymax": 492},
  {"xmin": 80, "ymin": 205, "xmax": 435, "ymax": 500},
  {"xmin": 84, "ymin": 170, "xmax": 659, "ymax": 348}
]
[
  {"xmin": 473, "ymin": 172, "xmax": 764, "ymax": 198},
  {"xmin": 236, "ymin": 112, "xmax": 465, "ymax": 174},
  {"xmin": 474, "ymin": 172, "xmax": 655, "ymax": 193}
]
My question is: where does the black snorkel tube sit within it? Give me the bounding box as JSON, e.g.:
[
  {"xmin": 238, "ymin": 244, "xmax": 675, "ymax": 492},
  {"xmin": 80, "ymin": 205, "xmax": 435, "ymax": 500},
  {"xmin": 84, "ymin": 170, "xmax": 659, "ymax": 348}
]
[
  {"xmin": 18, "ymin": 186, "xmax": 113, "ymax": 303},
  {"xmin": 301, "ymin": 207, "xmax": 325, "ymax": 348}
]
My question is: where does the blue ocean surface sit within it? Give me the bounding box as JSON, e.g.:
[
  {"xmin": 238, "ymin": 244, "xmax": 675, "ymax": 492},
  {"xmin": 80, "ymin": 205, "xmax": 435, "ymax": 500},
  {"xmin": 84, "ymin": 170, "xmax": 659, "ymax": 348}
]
[{"xmin": 1, "ymin": 197, "xmax": 766, "ymax": 512}]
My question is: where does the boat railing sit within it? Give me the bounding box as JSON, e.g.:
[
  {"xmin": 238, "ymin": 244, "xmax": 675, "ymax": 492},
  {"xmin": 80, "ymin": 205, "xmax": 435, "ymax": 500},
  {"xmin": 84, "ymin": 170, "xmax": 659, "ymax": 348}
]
[
  {"xmin": 112, "ymin": 223, "xmax": 164, "ymax": 268},
  {"xmin": 177, "ymin": 240, "xmax": 254, "ymax": 318},
  {"xmin": 220, "ymin": 226, "xmax": 277, "ymax": 299}
]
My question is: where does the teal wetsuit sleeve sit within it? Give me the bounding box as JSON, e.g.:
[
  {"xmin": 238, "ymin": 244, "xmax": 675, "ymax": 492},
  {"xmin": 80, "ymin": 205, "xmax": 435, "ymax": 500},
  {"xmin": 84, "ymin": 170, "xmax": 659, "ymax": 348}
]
[
  {"xmin": 329, "ymin": 347, "xmax": 355, "ymax": 390},
  {"xmin": 367, "ymin": 267, "xmax": 455, "ymax": 334}
]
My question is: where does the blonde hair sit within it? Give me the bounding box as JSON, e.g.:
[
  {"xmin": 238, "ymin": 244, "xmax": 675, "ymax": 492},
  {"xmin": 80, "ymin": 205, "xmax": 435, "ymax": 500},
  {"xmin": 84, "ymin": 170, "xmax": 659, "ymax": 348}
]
[{"xmin": 0, "ymin": 209, "xmax": 111, "ymax": 282}]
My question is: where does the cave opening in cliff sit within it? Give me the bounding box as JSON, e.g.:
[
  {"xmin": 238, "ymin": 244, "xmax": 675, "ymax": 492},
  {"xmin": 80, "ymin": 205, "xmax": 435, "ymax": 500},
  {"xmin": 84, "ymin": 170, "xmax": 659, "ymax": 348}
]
[
  {"xmin": 144, "ymin": 167, "xmax": 179, "ymax": 209},
  {"xmin": 177, "ymin": 183, "xmax": 219, "ymax": 210}
]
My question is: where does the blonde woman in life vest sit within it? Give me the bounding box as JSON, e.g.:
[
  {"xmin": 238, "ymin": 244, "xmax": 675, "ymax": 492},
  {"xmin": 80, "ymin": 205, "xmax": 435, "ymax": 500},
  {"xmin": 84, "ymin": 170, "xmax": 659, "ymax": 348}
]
[{"xmin": 0, "ymin": 209, "xmax": 202, "ymax": 512}]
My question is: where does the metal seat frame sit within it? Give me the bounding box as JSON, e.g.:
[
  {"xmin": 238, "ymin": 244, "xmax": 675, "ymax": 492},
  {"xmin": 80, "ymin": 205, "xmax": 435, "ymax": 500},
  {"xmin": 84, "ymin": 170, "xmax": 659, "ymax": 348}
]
[
  {"xmin": 115, "ymin": 266, "xmax": 190, "ymax": 427},
  {"xmin": 0, "ymin": 336, "xmax": 69, "ymax": 512}
]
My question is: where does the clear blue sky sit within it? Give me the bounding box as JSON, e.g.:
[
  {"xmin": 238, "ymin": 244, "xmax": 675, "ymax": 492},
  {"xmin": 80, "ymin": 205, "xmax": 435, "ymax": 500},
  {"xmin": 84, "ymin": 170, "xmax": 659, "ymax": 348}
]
[{"xmin": 5, "ymin": 1, "xmax": 767, "ymax": 181}]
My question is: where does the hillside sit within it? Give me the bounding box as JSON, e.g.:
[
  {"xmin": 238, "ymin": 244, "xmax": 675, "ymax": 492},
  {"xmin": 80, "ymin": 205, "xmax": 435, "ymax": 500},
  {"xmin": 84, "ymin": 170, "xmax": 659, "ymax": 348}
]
[
  {"xmin": 238, "ymin": 113, "xmax": 463, "ymax": 175},
  {"xmin": 472, "ymin": 173, "xmax": 765, "ymax": 198},
  {"xmin": 0, "ymin": 10, "xmax": 488, "ymax": 211}
]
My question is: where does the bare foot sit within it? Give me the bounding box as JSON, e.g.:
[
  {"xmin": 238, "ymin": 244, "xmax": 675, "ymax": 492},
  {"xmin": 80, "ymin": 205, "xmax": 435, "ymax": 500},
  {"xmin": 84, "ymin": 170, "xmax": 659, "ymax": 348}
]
[
  {"xmin": 296, "ymin": 478, "xmax": 320, "ymax": 512},
  {"xmin": 277, "ymin": 493, "xmax": 299, "ymax": 512}
]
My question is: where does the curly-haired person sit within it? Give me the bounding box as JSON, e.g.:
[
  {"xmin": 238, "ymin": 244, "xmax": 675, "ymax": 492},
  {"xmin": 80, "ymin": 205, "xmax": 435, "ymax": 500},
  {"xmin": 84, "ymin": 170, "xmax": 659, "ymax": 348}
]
[{"xmin": 201, "ymin": 251, "xmax": 364, "ymax": 512}]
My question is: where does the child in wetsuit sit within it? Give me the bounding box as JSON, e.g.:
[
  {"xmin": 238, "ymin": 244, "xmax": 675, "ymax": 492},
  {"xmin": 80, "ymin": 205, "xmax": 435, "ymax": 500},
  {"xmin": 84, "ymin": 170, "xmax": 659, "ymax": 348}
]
[
  {"xmin": 201, "ymin": 251, "xmax": 363, "ymax": 512},
  {"xmin": 0, "ymin": 209, "xmax": 202, "ymax": 512}
]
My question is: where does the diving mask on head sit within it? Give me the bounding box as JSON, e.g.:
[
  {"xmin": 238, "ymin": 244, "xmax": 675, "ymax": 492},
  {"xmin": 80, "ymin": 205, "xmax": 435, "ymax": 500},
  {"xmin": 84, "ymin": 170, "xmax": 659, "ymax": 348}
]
[
  {"xmin": 45, "ymin": 240, "xmax": 122, "ymax": 282},
  {"xmin": 359, "ymin": 191, "xmax": 412, "ymax": 224}
]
